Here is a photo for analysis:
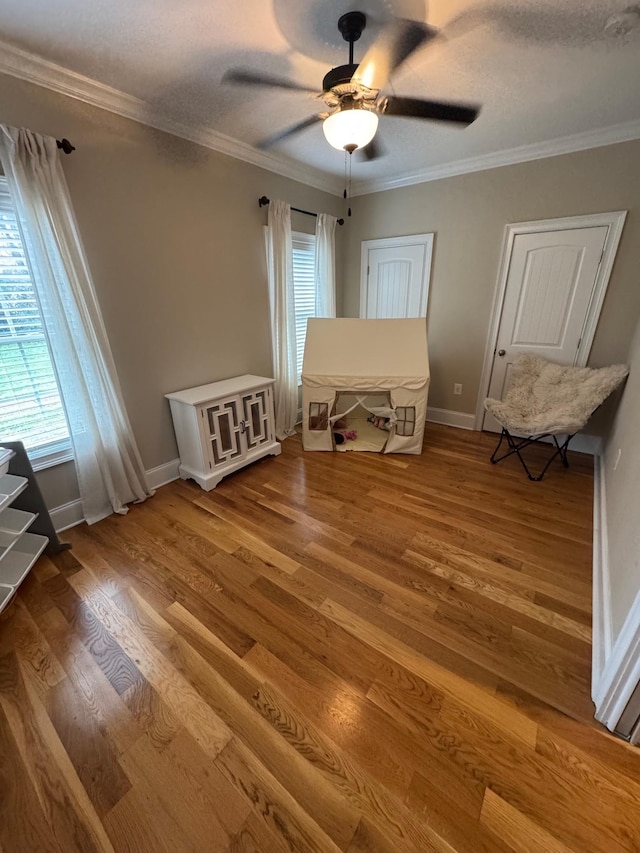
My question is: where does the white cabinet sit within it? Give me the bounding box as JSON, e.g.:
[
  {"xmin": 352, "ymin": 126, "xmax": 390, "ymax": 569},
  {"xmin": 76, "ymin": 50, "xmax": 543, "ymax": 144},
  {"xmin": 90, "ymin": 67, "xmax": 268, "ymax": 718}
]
[
  {"xmin": 0, "ymin": 449, "xmax": 48, "ymax": 615},
  {"xmin": 166, "ymin": 375, "xmax": 281, "ymax": 491}
]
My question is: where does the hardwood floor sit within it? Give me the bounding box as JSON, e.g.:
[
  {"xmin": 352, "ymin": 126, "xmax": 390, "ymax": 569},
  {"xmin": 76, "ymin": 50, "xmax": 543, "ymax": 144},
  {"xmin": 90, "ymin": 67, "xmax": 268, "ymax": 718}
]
[{"xmin": 1, "ymin": 424, "xmax": 639, "ymax": 852}]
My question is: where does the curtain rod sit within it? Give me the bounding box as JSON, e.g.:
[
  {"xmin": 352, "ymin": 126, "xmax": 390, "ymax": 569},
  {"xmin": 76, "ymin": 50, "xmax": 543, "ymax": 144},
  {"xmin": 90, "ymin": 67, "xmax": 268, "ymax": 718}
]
[
  {"xmin": 56, "ymin": 138, "xmax": 75, "ymax": 154},
  {"xmin": 258, "ymin": 196, "xmax": 344, "ymax": 226}
]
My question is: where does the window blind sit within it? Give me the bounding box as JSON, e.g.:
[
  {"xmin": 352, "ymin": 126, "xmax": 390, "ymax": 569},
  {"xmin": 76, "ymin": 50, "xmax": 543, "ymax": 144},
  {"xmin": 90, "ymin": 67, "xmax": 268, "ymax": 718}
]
[
  {"xmin": 292, "ymin": 232, "xmax": 316, "ymax": 382},
  {"xmin": 0, "ymin": 181, "xmax": 70, "ymax": 457}
]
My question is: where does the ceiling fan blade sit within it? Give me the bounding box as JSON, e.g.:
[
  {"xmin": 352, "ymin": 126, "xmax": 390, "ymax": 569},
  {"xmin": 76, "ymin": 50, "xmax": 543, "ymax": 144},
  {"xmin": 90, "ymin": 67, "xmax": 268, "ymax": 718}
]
[
  {"xmin": 352, "ymin": 18, "xmax": 436, "ymax": 91},
  {"xmin": 222, "ymin": 69, "xmax": 318, "ymax": 94},
  {"xmin": 257, "ymin": 115, "xmax": 324, "ymax": 149},
  {"xmin": 358, "ymin": 136, "xmax": 384, "ymax": 161},
  {"xmin": 379, "ymin": 96, "xmax": 480, "ymax": 125}
]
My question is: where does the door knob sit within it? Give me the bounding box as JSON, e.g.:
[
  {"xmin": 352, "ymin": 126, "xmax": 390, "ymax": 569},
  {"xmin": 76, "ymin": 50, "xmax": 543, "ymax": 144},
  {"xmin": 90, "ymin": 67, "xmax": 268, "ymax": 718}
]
[{"xmin": 498, "ymin": 349, "xmax": 506, "ymax": 357}]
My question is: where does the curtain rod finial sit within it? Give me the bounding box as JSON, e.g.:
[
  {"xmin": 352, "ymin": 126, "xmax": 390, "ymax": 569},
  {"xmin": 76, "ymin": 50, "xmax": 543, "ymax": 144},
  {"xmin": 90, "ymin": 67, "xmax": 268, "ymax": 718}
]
[
  {"xmin": 56, "ymin": 138, "xmax": 75, "ymax": 155},
  {"xmin": 258, "ymin": 195, "xmax": 270, "ymax": 208}
]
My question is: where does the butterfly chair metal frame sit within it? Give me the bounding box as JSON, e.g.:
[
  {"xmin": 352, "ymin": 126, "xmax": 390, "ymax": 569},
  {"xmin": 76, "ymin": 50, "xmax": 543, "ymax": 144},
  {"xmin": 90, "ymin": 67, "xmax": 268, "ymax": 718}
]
[{"xmin": 490, "ymin": 428, "xmax": 575, "ymax": 482}]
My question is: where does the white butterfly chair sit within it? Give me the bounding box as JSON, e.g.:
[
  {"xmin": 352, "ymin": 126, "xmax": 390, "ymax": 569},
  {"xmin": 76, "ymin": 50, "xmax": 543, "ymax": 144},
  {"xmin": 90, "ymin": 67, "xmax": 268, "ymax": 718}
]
[{"xmin": 484, "ymin": 354, "xmax": 628, "ymax": 481}]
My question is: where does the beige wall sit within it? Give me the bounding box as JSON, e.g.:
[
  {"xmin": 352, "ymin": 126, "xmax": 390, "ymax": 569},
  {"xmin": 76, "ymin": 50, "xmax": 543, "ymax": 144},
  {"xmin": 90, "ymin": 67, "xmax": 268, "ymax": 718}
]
[
  {"xmin": 343, "ymin": 140, "xmax": 640, "ymax": 423},
  {"xmin": 4, "ymin": 68, "xmax": 639, "ymax": 515},
  {"xmin": 34, "ymin": 460, "xmax": 79, "ymax": 509},
  {"xmin": 0, "ymin": 74, "xmax": 344, "ymax": 507},
  {"xmin": 603, "ymin": 316, "xmax": 640, "ymax": 642}
]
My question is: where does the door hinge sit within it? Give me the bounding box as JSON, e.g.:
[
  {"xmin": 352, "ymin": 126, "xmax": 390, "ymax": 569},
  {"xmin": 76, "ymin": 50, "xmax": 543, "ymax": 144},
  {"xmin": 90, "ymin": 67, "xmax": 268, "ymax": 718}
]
[
  {"xmin": 577, "ymin": 336, "xmax": 582, "ymax": 350},
  {"xmin": 200, "ymin": 409, "xmax": 204, "ymax": 418},
  {"xmin": 209, "ymin": 461, "xmax": 212, "ymax": 469},
  {"xmin": 367, "ymin": 265, "xmax": 370, "ymax": 276}
]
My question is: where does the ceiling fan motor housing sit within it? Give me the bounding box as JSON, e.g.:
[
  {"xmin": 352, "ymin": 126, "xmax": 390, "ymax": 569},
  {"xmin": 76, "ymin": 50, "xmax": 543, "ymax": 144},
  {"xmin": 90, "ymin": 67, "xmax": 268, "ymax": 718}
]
[{"xmin": 322, "ymin": 63, "xmax": 359, "ymax": 91}]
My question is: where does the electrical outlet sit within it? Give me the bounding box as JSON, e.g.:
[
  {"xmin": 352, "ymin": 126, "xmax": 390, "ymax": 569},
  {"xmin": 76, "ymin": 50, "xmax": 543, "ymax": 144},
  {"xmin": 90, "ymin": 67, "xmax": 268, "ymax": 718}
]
[
  {"xmin": 614, "ymin": 448, "xmax": 622, "ymax": 470},
  {"xmin": 454, "ymin": 383, "xmax": 463, "ymax": 395}
]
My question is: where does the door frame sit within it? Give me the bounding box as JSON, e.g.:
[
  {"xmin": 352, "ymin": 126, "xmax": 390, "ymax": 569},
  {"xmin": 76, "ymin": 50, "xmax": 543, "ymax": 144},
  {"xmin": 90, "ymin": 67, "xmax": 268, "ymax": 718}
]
[
  {"xmin": 360, "ymin": 233, "xmax": 434, "ymax": 319},
  {"xmin": 473, "ymin": 211, "xmax": 628, "ymax": 431}
]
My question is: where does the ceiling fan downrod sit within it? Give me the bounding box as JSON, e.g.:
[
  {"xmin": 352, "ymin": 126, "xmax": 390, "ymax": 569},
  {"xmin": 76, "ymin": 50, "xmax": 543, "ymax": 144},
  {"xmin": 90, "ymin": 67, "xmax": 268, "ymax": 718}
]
[
  {"xmin": 338, "ymin": 10, "xmax": 366, "ymax": 64},
  {"xmin": 323, "ymin": 11, "xmax": 366, "ymax": 91}
]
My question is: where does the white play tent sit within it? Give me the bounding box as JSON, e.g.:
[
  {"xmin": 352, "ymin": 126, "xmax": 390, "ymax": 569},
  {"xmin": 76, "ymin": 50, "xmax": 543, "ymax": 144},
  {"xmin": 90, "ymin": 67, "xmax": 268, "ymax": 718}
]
[{"xmin": 301, "ymin": 318, "xmax": 430, "ymax": 454}]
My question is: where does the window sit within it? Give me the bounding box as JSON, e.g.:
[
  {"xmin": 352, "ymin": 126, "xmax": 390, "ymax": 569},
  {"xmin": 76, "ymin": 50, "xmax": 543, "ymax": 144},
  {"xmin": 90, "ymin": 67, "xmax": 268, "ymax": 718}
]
[
  {"xmin": 292, "ymin": 231, "xmax": 316, "ymax": 383},
  {"xmin": 308, "ymin": 402, "xmax": 329, "ymax": 431},
  {"xmin": 0, "ymin": 178, "xmax": 71, "ymax": 468},
  {"xmin": 395, "ymin": 406, "xmax": 416, "ymax": 437}
]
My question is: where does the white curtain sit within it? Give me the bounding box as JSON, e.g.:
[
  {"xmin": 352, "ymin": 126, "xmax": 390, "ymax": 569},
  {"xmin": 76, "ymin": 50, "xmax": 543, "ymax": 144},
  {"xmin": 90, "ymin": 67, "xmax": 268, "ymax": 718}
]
[
  {"xmin": 314, "ymin": 213, "xmax": 337, "ymax": 318},
  {"xmin": 0, "ymin": 125, "xmax": 152, "ymax": 524},
  {"xmin": 265, "ymin": 200, "xmax": 297, "ymax": 440}
]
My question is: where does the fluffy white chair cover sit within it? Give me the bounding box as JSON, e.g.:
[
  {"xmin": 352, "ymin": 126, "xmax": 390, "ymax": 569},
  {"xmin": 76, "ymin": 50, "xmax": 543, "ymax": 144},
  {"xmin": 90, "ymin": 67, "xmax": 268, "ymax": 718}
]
[{"xmin": 485, "ymin": 354, "xmax": 629, "ymax": 435}]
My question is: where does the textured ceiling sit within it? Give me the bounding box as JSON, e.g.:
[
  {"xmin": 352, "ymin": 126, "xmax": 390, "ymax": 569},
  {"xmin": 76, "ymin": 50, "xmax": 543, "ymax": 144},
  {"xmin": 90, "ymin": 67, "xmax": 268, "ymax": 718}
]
[{"xmin": 0, "ymin": 0, "xmax": 639, "ymax": 191}]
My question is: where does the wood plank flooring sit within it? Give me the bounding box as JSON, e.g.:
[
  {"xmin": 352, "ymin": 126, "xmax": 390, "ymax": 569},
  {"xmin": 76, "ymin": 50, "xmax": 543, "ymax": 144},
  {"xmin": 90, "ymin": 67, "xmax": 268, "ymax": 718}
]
[{"xmin": 2, "ymin": 424, "xmax": 639, "ymax": 852}]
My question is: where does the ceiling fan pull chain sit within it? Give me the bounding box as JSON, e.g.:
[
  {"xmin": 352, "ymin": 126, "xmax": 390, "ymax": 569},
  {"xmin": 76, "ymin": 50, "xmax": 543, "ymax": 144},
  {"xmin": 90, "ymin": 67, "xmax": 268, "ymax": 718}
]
[
  {"xmin": 342, "ymin": 149, "xmax": 353, "ymax": 217},
  {"xmin": 343, "ymin": 151, "xmax": 349, "ymax": 217},
  {"xmin": 343, "ymin": 150, "xmax": 347, "ymax": 202}
]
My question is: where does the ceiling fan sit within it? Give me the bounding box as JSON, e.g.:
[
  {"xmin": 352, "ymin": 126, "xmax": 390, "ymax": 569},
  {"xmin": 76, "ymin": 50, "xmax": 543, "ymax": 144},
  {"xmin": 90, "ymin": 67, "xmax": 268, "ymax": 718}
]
[{"xmin": 223, "ymin": 11, "xmax": 480, "ymax": 160}]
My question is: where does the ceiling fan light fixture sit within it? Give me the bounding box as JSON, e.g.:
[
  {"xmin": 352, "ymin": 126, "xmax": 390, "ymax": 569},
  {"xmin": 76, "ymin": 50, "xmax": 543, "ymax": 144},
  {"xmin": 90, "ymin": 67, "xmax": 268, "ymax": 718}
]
[{"xmin": 322, "ymin": 108, "xmax": 379, "ymax": 153}]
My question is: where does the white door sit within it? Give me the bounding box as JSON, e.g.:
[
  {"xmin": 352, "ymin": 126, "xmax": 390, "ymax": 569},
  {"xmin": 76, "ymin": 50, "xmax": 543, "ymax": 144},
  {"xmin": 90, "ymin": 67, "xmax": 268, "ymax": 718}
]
[
  {"xmin": 360, "ymin": 234, "xmax": 433, "ymax": 318},
  {"xmin": 483, "ymin": 225, "xmax": 608, "ymax": 432}
]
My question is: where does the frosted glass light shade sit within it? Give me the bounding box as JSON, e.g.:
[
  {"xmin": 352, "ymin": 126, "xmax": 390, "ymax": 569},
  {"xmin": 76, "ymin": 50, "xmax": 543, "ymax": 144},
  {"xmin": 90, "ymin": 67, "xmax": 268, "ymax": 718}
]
[{"xmin": 322, "ymin": 109, "xmax": 379, "ymax": 152}]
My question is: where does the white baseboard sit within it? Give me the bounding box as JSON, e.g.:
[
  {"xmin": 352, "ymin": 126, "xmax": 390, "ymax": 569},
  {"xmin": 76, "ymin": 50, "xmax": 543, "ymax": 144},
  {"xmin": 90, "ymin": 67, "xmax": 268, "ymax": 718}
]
[
  {"xmin": 426, "ymin": 408, "xmax": 601, "ymax": 453},
  {"xmin": 51, "ymin": 457, "xmax": 181, "ymax": 532},
  {"xmin": 594, "ymin": 590, "xmax": 640, "ymax": 737},
  {"xmin": 426, "ymin": 407, "xmax": 475, "ymax": 430},
  {"xmin": 591, "ymin": 448, "xmax": 640, "ymax": 737},
  {"xmin": 146, "ymin": 458, "xmax": 180, "ymax": 490},
  {"xmin": 592, "ymin": 451, "xmax": 613, "ymax": 692},
  {"xmin": 530, "ymin": 433, "xmax": 601, "ymax": 455},
  {"xmin": 571, "ymin": 434, "xmax": 602, "ymax": 456},
  {"xmin": 522, "ymin": 433, "xmax": 601, "ymax": 456},
  {"xmin": 50, "ymin": 499, "xmax": 85, "ymax": 533}
]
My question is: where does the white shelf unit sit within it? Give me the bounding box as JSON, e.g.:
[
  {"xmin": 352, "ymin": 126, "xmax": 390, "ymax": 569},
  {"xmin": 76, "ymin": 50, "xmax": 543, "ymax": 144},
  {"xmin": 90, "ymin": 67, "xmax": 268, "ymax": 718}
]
[
  {"xmin": 0, "ymin": 507, "xmax": 38, "ymax": 557},
  {"xmin": 0, "ymin": 472, "xmax": 28, "ymax": 514},
  {"xmin": 166, "ymin": 374, "xmax": 282, "ymax": 491},
  {"xmin": 0, "ymin": 461, "xmax": 46, "ymax": 615}
]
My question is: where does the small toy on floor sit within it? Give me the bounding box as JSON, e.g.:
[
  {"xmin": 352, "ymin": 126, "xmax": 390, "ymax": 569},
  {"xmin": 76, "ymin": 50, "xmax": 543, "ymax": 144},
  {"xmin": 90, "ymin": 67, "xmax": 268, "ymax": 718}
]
[
  {"xmin": 368, "ymin": 415, "xmax": 391, "ymax": 431},
  {"xmin": 338, "ymin": 428, "xmax": 357, "ymax": 440},
  {"xmin": 333, "ymin": 428, "xmax": 357, "ymax": 445}
]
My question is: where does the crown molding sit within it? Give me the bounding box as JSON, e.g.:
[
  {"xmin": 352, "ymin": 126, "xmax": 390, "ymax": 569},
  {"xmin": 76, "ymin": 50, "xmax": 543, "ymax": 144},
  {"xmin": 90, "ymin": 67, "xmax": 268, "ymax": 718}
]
[
  {"xmin": 2, "ymin": 38, "xmax": 639, "ymax": 201},
  {"xmin": 352, "ymin": 118, "xmax": 640, "ymax": 196},
  {"xmin": 0, "ymin": 38, "xmax": 343, "ymax": 196}
]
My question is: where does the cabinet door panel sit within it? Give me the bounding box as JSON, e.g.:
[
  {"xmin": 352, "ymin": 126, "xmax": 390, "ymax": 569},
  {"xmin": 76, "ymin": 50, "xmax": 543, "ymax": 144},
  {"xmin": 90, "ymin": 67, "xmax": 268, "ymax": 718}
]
[
  {"xmin": 203, "ymin": 397, "xmax": 243, "ymax": 466},
  {"xmin": 241, "ymin": 388, "xmax": 273, "ymax": 450}
]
